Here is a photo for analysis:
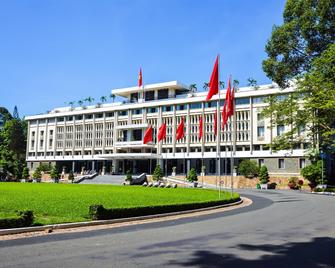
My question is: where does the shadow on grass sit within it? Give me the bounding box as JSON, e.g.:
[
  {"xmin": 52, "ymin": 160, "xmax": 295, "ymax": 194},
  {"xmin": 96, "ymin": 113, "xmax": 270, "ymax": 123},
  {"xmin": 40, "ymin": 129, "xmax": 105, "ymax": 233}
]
[{"xmin": 167, "ymin": 237, "xmax": 335, "ymax": 268}]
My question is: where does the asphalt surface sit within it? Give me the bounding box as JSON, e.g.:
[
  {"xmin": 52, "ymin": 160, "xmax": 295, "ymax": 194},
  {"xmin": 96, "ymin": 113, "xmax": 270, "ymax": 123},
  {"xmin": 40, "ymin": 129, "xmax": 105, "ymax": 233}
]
[{"xmin": 1, "ymin": 190, "xmax": 335, "ymax": 268}]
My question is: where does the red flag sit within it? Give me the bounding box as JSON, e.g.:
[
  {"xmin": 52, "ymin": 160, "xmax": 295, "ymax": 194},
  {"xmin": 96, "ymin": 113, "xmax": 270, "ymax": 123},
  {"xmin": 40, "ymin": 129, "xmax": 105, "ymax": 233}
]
[
  {"xmin": 214, "ymin": 112, "xmax": 217, "ymax": 136},
  {"xmin": 138, "ymin": 68, "xmax": 143, "ymax": 88},
  {"xmin": 198, "ymin": 116, "xmax": 203, "ymax": 140},
  {"xmin": 158, "ymin": 122, "xmax": 166, "ymax": 142},
  {"xmin": 143, "ymin": 125, "xmax": 153, "ymax": 144},
  {"xmin": 222, "ymin": 77, "xmax": 231, "ymax": 127},
  {"xmin": 205, "ymin": 56, "xmax": 219, "ymax": 101},
  {"xmin": 176, "ymin": 118, "xmax": 185, "ymax": 141},
  {"xmin": 229, "ymin": 86, "xmax": 235, "ymax": 117}
]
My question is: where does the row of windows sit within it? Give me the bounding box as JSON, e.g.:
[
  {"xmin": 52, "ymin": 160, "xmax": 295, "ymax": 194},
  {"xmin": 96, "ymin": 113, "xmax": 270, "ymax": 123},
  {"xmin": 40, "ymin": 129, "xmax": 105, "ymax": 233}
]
[{"xmin": 258, "ymin": 158, "xmax": 306, "ymax": 169}]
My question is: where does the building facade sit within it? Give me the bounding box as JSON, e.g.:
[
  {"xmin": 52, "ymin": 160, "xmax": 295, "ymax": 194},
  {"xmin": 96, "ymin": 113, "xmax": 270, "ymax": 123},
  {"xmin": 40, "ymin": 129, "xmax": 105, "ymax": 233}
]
[{"xmin": 25, "ymin": 81, "xmax": 309, "ymax": 177}]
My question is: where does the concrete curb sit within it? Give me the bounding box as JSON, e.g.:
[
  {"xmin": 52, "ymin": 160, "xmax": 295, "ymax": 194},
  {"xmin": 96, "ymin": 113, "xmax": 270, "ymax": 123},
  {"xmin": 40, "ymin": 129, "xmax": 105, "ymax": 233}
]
[
  {"xmin": 0, "ymin": 198, "xmax": 243, "ymax": 236},
  {"xmin": 311, "ymin": 191, "xmax": 335, "ymax": 196}
]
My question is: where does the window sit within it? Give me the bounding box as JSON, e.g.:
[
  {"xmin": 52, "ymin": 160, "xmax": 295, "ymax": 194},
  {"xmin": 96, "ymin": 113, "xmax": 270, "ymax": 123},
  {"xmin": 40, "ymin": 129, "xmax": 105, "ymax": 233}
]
[
  {"xmin": 32, "ymin": 131, "xmax": 35, "ymax": 137},
  {"xmin": 147, "ymin": 107, "xmax": 157, "ymax": 113},
  {"xmin": 95, "ymin": 113, "xmax": 103, "ymax": 119},
  {"xmin": 176, "ymin": 105, "xmax": 185, "ymax": 111},
  {"xmin": 235, "ymin": 97, "xmax": 250, "ymax": 105},
  {"xmin": 257, "ymin": 126, "xmax": 264, "ymax": 137},
  {"xmin": 132, "ymin": 109, "xmax": 142, "ymax": 115},
  {"xmin": 277, "ymin": 125, "xmax": 285, "ymax": 136},
  {"xmin": 257, "ymin": 113, "xmax": 264, "ymax": 121},
  {"xmin": 130, "ymin": 92, "xmax": 139, "ymax": 103},
  {"xmin": 157, "ymin": 89, "xmax": 168, "ymax": 100},
  {"xmin": 49, "ymin": 130, "xmax": 53, "ymax": 136},
  {"xmin": 253, "ymin": 96, "xmax": 266, "ymax": 104},
  {"xmin": 258, "ymin": 159, "xmax": 264, "ymax": 167},
  {"xmin": 106, "ymin": 112, "xmax": 114, "ymax": 117},
  {"xmin": 85, "ymin": 114, "xmax": 93, "ymax": 119},
  {"xmin": 298, "ymin": 125, "xmax": 305, "ymax": 135},
  {"xmin": 145, "ymin": 91, "xmax": 155, "ymax": 101},
  {"xmin": 118, "ymin": 110, "xmax": 128, "ymax": 116},
  {"xmin": 66, "ymin": 116, "xmax": 73, "ymax": 121},
  {"xmin": 162, "ymin": 106, "xmax": 173, "ymax": 112},
  {"xmin": 278, "ymin": 159, "xmax": 285, "ymax": 169},
  {"xmin": 205, "ymin": 101, "xmax": 216, "ymax": 108},
  {"xmin": 57, "ymin": 117, "xmax": 64, "ymax": 122},
  {"xmin": 299, "ymin": 159, "xmax": 306, "ymax": 169},
  {"xmin": 190, "ymin": 102, "xmax": 202, "ymax": 109},
  {"xmin": 75, "ymin": 115, "xmax": 83, "ymax": 120}
]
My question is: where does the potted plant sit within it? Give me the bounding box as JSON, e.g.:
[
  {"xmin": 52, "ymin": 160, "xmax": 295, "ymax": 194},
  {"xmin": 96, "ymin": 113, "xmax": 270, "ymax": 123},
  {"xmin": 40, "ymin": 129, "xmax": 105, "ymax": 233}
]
[
  {"xmin": 187, "ymin": 168, "xmax": 198, "ymax": 187},
  {"xmin": 258, "ymin": 165, "xmax": 269, "ymax": 189},
  {"xmin": 288, "ymin": 177, "xmax": 299, "ymax": 190},
  {"xmin": 153, "ymin": 165, "xmax": 163, "ymax": 181},
  {"xmin": 125, "ymin": 170, "xmax": 132, "ymax": 183}
]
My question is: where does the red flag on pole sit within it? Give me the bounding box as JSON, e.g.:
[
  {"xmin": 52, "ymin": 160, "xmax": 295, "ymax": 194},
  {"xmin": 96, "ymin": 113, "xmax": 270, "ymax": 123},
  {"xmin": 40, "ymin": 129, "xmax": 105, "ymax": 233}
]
[
  {"xmin": 176, "ymin": 118, "xmax": 185, "ymax": 141},
  {"xmin": 205, "ymin": 56, "xmax": 219, "ymax": 101},
  {"xmin": 158, "ymin": 123, "xmax": 166, "ymax": 142},
  {"xmin": 199, "ymin": 116, "xmax": 203, "ymax": 140},
  {"xmin": 143, "ymin": 125, "xmax": 153, "ymax": 144},
  {"xmin": 138, "ymin": 68, "xmax": 143, "ymax": 88},
  {"xmin": 228, "ymin": 86, "xmax": 235, "ymax": 117},
  {"xmin": 214, "ymin": 112, "xmax": 218, "ymax": 136},
  {"xmin": 222, "ymin": 77, "xmax": 231, "ymax": 127}
]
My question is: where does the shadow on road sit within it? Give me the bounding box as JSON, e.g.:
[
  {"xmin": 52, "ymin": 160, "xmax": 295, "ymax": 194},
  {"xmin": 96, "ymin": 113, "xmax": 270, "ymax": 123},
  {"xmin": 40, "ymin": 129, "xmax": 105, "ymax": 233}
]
[{"xmin": 167, "ymin": 236, "xmax": 335, "ymax": 268}]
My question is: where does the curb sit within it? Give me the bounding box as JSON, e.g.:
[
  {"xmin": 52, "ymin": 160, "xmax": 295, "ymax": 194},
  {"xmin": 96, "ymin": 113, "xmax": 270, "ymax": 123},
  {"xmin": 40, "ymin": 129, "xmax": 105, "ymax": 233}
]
[
  {"xmin": 310, "ymin": 191, "xmax": 335, "ymax": 196},
  {"xmin": 0, "ymin": 198, "xmax": 243, "ymax": 236}
]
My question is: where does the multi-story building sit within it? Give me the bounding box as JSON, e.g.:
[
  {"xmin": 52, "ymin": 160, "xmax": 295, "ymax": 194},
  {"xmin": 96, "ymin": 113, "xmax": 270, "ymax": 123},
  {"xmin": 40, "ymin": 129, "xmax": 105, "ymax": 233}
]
[{"xmin": 25, "ymin": 81, "xmax": 309, "ymax": 177}]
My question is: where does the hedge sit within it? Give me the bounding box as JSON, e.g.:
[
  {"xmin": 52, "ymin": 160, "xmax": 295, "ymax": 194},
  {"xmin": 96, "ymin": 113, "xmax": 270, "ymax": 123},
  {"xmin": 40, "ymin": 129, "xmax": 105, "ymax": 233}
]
[
  {"xmin": 89, "ymin": 197, "xmax": 240, "ymax": 220},
  {"xmin": 0, "ymin": 211, "xmax": 34, "ymax": 229}
]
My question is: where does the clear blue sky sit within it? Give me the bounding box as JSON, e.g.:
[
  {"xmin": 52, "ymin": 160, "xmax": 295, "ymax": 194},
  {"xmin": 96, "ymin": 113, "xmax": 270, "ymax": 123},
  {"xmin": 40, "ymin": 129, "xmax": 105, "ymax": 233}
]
[{"xmin": 1, "ymin": 0, "xmax": 286, "ymax": 117}]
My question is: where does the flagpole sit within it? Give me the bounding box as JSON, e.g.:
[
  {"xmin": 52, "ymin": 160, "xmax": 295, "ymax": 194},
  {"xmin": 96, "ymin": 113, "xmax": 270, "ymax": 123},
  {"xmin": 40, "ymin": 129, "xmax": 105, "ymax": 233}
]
[
  {"xmin": 230, "ymin": 83, "xmax": 235, "ymax": 198},
  {"xmin": 217, "ymin": 54, "xmax": 221, "ymax": 199}
]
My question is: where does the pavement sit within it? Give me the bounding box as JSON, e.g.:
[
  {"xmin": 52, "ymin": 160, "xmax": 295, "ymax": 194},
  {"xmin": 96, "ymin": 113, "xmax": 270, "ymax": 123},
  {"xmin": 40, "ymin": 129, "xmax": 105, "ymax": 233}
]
[
  {"xmin": 1, "ymin": 189, "xmax": 335, "ymax": 268},
  {"xmin": 79, "ymin": 175, "xmax": 125, "ymax": 185}
]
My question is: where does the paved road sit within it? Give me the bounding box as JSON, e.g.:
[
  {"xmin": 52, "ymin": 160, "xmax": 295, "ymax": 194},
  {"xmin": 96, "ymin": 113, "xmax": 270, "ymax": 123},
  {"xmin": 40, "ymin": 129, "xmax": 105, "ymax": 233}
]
[
  {"xmin": 1, "ymin": 190, "xmax": 335, "ymax": 268},
  {"xmin": 80, "ymin": 175, "xmax": 125, "ymax": 185}
]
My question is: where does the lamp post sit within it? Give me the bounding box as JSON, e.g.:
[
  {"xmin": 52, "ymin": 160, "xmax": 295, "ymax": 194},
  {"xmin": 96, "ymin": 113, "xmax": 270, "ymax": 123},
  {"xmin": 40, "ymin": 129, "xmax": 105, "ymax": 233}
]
[{"xmin": 320, "ymin": 150, "xmax": 325, "ymax": 186}]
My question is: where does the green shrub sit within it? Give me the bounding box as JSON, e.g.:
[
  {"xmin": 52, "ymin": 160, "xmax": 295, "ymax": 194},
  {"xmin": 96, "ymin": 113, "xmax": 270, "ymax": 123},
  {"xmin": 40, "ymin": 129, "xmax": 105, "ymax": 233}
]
[
  {"xmin": 32, "ymin": 167, "xmax": 42, "ymax": 179},
  {"xmin": 39, "ymin": 163, "xmax": 51, "ymax": 172},
  {"xmin": 50, "ymin": 165, "xmax": 60, "ymax": 179},
  {"xmin": 258, "ymin": 165, "xmax": 270, "ymax": 184},
  {"xmin": 288, "ymin": 177, "xmax": 300, "ymax": 190},
  {"xmin": 22, "ymin": 167, "xmax": 30, "ymax": 180},
  {"xmin": 153, "ymin": 165, "xmax": 163, "ymax": 181},
  {"xmin": 301, "ymin": 160, "xmax": 326, "ymax": 186},
  {"xmin": 0, "ymin": 211, "xmax": 34, "ymax": 229},
  {"xmin": 187, "ymin": 168, "xmax": 198, "ymax": 182},
  {"xmin": 89, "ymin": 197, "xmax": 241, "ymax": 220},
  {"xmin": 238, "ymin": 159, "xmax": 259, "ymax": 178}
]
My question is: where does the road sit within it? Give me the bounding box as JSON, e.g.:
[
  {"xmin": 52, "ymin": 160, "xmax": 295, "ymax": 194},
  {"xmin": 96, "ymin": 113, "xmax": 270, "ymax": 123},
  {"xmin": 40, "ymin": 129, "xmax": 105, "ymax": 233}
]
[{"xmin": 1, "ymin": 190, "xmax": 335, "ymax": 268}]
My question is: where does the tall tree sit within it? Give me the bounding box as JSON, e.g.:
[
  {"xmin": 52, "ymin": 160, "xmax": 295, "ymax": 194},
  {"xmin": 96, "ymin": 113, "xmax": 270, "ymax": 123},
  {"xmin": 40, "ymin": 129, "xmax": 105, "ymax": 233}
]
[{"xmin": 262, "ymin": 0, "xmax": 335, "ymax": 88}]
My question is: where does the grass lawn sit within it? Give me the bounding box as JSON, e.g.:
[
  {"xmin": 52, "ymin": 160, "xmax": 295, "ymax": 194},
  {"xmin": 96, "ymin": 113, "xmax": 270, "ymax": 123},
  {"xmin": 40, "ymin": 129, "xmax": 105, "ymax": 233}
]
[{"xmin": 0, "ymin": 183, "xmax": 239, "ymax": 225}]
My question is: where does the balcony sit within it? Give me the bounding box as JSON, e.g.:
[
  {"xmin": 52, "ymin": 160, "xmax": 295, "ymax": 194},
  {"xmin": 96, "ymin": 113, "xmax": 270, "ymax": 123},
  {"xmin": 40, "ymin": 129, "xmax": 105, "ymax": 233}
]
[{"xmin": 114, "ymin": 140, "xmax": 154, "ymax": 148}]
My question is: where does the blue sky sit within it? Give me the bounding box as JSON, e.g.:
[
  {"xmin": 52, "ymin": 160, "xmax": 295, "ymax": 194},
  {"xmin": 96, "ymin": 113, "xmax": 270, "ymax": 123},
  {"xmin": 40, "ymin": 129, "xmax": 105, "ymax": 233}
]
[{"xmin": 1, "ymin": 0, "xmax": 286, "ymax": 117}]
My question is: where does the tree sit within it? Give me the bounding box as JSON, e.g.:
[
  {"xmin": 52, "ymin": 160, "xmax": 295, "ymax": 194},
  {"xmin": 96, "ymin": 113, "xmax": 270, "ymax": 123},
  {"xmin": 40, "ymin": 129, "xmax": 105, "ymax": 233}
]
[
  {"xmin": 152, "ymin": 165, "xmax": 163, "ymax": 181},
  {"xmin": 50, "ymin": 165, "xmax": 60, "ymax": 179},
  {"xmin": 219, "ymin": 81, "xmax": 225, "ymax": 89},
  {"xmin": 77, "ymin": 100, "xmax": 84, "ymax": 107},
  {"xmin": 32, "ymin": 167, "xmax": 42, "ymax": 179},
  {"xmin": 110, "ymin": 94, "xmax": 116, "ymax": 103},
  {"xmin": 258, "ymin": 165, "xmax": 270, "ymax": 184},
  {"xmin": 13, "ymin": 106, "xmax": 19, "ymax": 119},
  {"xmin": 187, "ymin": 168, "xmax": 198, "ymax": 182},
  {"xmin": 247, "ymin": 77, "xmax": 259, "ymax": 90},
  {"xmin": 125, "ymin": 170, "xmax": 132, "ymax": 181},
  {"xmin": 68, "ymin": 101, "xmax": 75, "ymax": 108},
  {"xmin": 100, "ymin": 96, "xmax": 107, "ymax": 103},
  {"xmin": 85, "ymin": 97, "xmax": 95, "ymax": 105},
  {"xmin": 238, "ymin": 159, "xmax": 259, "ymax": 178},
  {"xmin": 203, "ymin": 82, "xmax": 209, "ymax": 91},
  {"xmin": 22, "ymin": 167, "xmax": 30, "ymax": 181},
  {"xmin": 262, "ymin": 0, "xmax": 335, "ymax": 88},
  {"xmin": 189, "ymin": 84, "xmax": 197, "ymax": 93}
]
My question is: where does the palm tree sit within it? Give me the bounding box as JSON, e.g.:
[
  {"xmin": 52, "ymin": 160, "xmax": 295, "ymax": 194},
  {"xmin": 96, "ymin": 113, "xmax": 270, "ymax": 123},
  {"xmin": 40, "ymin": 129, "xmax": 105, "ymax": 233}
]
[
  {"xmin": 78, "ymin": 100, "xmax": 84, "ymax": 107},
  {"xmin": 247, "ymin": 77, "xmax": 259, "ymax": 89},
  {"xmin": 189, "ymin": 84, "xmax": 197, "ymax": 92},
  {"xmin": 233, "ymin": 79, "xmax": 240, "ymax": 90},
  {"xmin": 203, "ymin": 82, "xmax": 209, "ymax": 91},
  {"xmin": 85, "ymin": 97, "xmax": 95, "ymax": 105},
  {"xmin": 68, "ymin": 101, "xmax": 75, "ymax": 108},
  {"xmin": 100, "ymin": 96, "xmax": 107, "ymax": 103},
  {"xmin": 219, "ymin": 81, "xmax": 225, "ymax": 89},
  {"xmin": 110, "ymin": 94, "xmax": 116, "ymax": 103}
]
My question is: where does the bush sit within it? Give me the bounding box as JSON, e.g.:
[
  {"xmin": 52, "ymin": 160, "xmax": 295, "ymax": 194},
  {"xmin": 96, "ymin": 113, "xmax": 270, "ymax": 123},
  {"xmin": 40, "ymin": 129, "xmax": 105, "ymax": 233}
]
[
  {"xmin": 39, "ymin": 163, "xmax": 51, "ymax": 172},
  {"xmin": 288, "ymin": 177, "xmax": 300, "ymax": 190},
  {"xmin": 152, "ymin": 165, "xmax": 163, "ymax": 181},
  {"xmin": 187, "ymin": 168, "xmax": 198, "ymax": 182},
  {"xmin": 125, "ymin": 170, "xmax": 132, "ymax": 181},
  {"xmin": 258, "ymin": 165, "xmax": 270, "ymax": 184},
  {"xmin": 22, "ymin": 167, "xmax": 30, "ymax": 180},
  {"xmin": 32, "ymin": 167, "xmax": 42, "ymax": 179},
  {"xmin": 238, "ymin": 159, "xmax": 259, "ymax": 178},
  {"xmin": 0, "ymin": 211, "xmax": 34, "ymax": 229},
  {"xmin": 301, "ymin": 160, "xmax": 325, "ymax": 186},
  {"xmin": 89, "ymin": 197, "xmax": 241, "ymax": 220}
]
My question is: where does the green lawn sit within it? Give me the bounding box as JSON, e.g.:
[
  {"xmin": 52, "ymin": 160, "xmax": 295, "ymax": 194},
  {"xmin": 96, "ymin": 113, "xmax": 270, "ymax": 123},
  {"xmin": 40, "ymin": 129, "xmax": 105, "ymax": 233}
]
[{"xmin": 0, "ymin": 183, "xmax": 239, "ymax": 225}]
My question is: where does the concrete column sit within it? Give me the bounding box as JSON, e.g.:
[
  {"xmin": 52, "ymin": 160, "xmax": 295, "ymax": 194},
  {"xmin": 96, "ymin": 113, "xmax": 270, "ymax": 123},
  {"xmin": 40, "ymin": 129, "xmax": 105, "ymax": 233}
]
[
  {"xmin": 113, "ymin": 113, "xmax": 118, "ymax": 154},
  {"xmin": 81, "ymin": 116, "xmax": 85, "ymax": 156},
  {"xmin": 172, "ymin": 106, "xmax": 176, "ymax": 155},
  {"xmin": 186, "ymin": 104, "xmax": 190, "ymax": 156},
  {"xmin": 72, "ymin": 161, "xmax": 75, "ymax": 172},
  {"xmin": 91, "ymin": 114, "xmax": 96, "ymax": 155},
  {"xmin": 92, "ymin": 161, "xmax": 95, "ymax": 171},
  {"xmin": 102, "ymin": 112, "xmax": 106, "ymax": 154},
  {"xmin": 187, "ymin": 159, "xmax": 191, "ymax": 174},
  {"xmin": 249, "ymin": 97, "xmax": 253, "ymax": 155}
]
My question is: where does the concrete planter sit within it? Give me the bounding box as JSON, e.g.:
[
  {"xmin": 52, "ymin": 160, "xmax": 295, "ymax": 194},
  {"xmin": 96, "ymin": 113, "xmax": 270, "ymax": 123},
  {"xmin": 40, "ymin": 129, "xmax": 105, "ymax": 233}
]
[
  {"xmin": 260, "ymin": 183, "xmax": 268, "ymax": 190},
  {"xmin": 33, "ymin": 178, "xmax": 42, "ymax": 183}
]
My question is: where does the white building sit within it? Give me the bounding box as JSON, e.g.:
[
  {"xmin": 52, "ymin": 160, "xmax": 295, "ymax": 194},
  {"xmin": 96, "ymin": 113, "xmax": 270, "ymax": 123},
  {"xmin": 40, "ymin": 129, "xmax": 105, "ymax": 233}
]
[{"xmin": 25, "ymin": 81, "xmax": 308, "ymax": 177}]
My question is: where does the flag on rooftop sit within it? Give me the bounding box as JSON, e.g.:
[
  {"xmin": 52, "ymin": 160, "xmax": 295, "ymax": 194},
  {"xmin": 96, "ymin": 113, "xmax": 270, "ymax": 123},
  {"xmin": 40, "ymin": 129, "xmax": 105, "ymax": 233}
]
[{"xmin": 205, "ymin": 55, "xmax": 219, "ymax": 101}]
